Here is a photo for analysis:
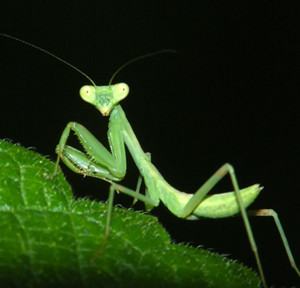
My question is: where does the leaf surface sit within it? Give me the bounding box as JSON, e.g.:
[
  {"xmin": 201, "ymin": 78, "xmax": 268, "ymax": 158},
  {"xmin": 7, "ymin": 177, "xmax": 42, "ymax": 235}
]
[{"xmin": 0, "ymin": 140, "xmax": 260, "ymax": 288}]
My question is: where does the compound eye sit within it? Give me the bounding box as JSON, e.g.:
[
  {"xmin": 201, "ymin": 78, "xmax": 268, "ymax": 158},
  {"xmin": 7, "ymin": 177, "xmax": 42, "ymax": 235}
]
[
  {"xmin": 80, "ymin": 85, "xmax": 95, "ymax": 103},
  {"xmin": 113, "ymin": 83, "xmax": 129, "ymax": 102}
]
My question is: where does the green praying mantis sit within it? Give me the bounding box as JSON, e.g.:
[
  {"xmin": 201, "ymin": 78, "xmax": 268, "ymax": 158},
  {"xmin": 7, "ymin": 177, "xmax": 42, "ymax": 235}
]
[{"xmin": 2, "ymin": 34, "xmax": 300, "ymax": 288}]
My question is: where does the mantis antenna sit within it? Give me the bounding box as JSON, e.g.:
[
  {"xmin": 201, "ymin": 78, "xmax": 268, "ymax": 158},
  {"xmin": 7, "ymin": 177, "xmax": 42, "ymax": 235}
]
[
  {"xmin": 1, "ymin": 33, "xmax": 175, "ymax": 87},
  {"xmin": 108, "ymin": 49, "xmax": 176, "ymax": 85},
  {"xmin": 1, "ymin": 33, "xmax": 96, "ymax": 86}
]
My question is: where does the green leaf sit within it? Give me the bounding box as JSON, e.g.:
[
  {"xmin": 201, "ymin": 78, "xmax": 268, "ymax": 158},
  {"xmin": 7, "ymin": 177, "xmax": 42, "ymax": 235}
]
[{"xmin": 0, "ymin": 140, "xmax": 260, "ymax": 288}]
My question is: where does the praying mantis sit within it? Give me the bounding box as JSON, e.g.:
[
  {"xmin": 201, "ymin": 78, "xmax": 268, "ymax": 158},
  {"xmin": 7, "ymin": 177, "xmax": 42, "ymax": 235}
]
[{"xmin": 2, "ymin": 34, "xmax": 300, "ymax": 288}]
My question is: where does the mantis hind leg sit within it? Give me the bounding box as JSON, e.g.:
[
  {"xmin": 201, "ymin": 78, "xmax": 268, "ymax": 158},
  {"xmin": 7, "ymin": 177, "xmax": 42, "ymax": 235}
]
[
  {"xmin": 181, "ymin": 163, "xmax": 267, "ymax": 288},
  {"xmin": 248, "ymin": 209, "xmax": 300, "ymax": 278}
]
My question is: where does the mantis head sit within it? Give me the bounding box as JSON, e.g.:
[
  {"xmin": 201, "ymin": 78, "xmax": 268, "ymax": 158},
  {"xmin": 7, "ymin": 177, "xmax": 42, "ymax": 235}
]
[{"xmin": 79, "ymin": 83, "xmax": 129, "ymax": 116}]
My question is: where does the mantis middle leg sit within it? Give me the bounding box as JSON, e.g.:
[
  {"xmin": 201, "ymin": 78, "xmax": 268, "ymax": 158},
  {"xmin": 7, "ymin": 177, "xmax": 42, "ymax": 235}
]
[{"xmin": 90, "ymin": 182, "xmax": 157, "ymax": 262}]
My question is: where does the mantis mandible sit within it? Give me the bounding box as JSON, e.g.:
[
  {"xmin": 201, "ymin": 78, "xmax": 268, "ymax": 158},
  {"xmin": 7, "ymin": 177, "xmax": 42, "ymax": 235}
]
[{"xmin": 2, "ymin": 34, "xmax": 300, "ymax": 288}]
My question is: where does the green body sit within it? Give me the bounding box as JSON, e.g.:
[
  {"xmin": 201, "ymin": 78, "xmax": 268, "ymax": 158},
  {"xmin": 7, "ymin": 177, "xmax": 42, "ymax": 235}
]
[
  {"xmin": 2, "ymin": 33, "xmax": 299, "ymax": 288},
  {"xmin": 55, "ymin": 83, "xmax": 300, "ymax": 288}
]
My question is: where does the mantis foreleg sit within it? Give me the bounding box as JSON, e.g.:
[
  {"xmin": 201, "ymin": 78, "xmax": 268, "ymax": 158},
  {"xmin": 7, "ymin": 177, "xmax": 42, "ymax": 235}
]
[{"xmin": 55, "ymin": 121, "xmax": 126, "ymax": 181}]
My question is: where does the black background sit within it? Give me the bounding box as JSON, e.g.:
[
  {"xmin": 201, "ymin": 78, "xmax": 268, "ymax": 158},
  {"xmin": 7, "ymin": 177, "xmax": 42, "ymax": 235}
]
[{"xmin": 2, "ymin": 1, "xmax": 300, "ymax": 287}]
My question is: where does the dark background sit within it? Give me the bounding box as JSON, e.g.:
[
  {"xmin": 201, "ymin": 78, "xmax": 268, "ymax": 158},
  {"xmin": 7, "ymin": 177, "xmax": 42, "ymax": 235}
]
[{"xmin": 2, "ymin": 1, "xmax": 300, "ymax": 286}]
